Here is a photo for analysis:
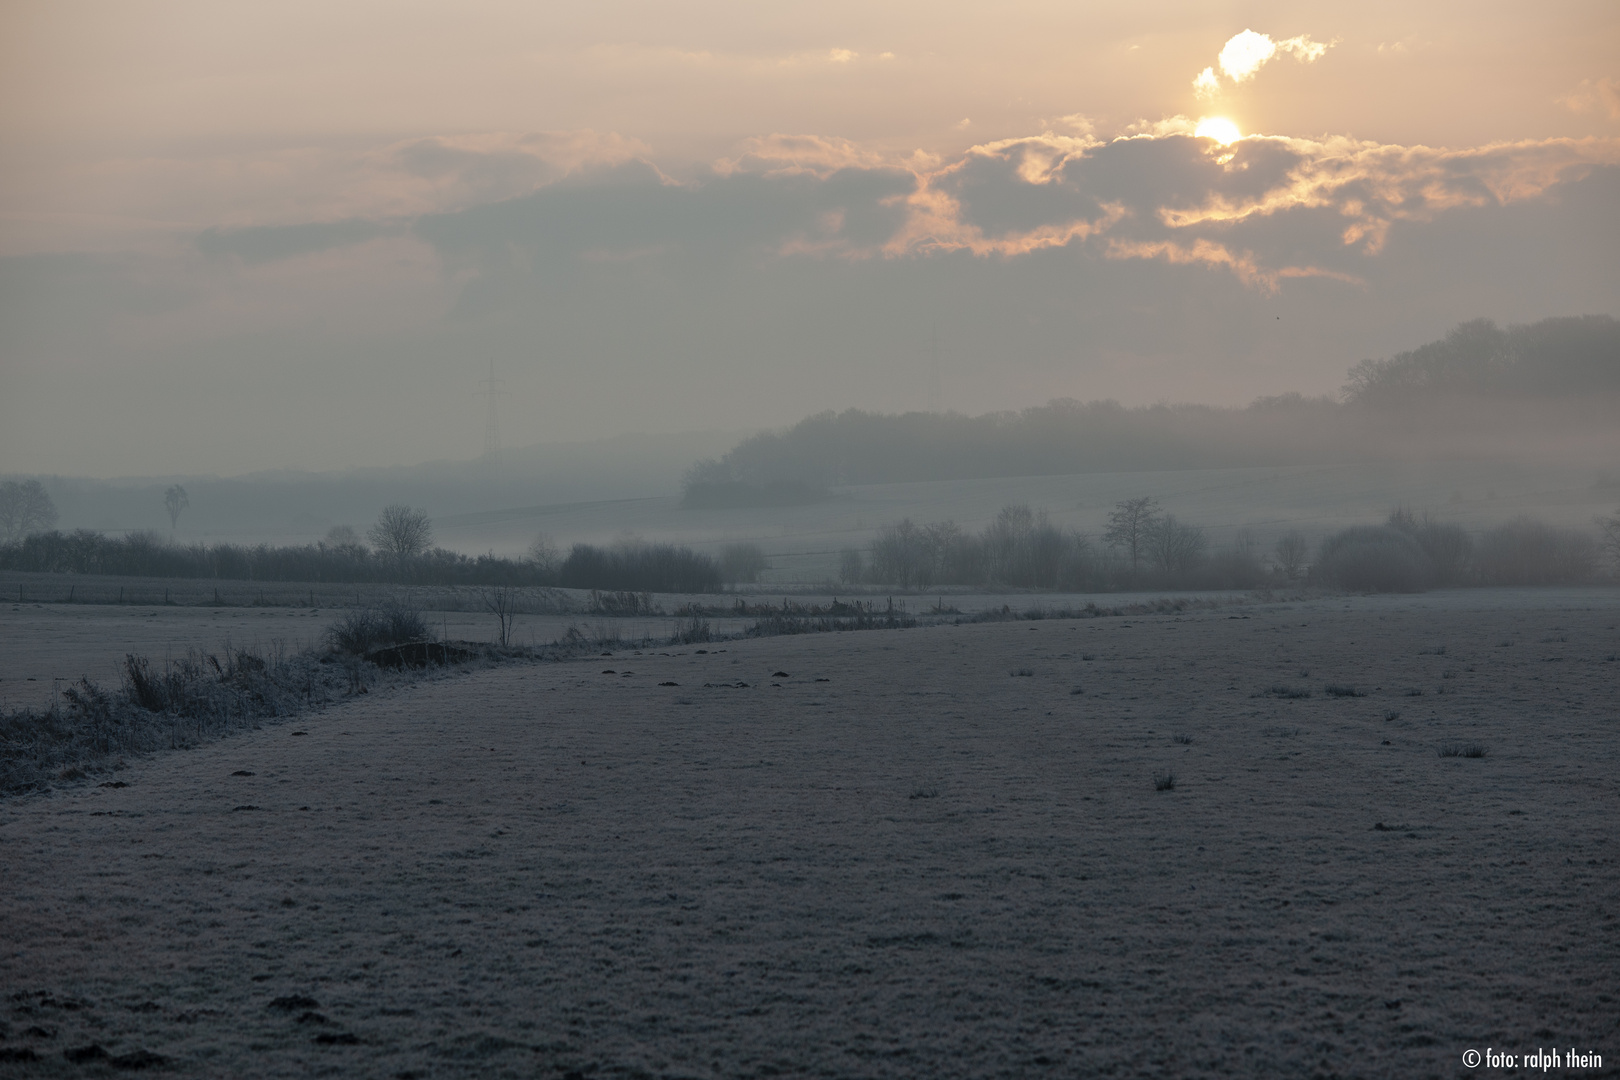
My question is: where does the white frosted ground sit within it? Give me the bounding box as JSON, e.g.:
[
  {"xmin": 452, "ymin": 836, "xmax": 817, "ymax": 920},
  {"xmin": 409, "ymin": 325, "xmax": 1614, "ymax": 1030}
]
[{"xmin": 2, "ymin": 592, "xmax": 1617, "ymax": 1078}]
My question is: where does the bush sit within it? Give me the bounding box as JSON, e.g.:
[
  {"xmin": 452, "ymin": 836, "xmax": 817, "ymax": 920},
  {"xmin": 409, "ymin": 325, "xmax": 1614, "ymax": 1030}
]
[
  {"xmin": 1388, "ymin": 508, "xmax": 1473, "ymax": 585},
  {"xmin": 866, "ymin": 506, "xmax": 1097, "ymax": 590},
  {"xmin": 0, "ymin": 529, "xmax": 555, "ymax": 588},
  {"xmin": 558, "ymin": 542, "xmax": 721, "ymax": 593},
  {"xmin": 718, "ymin": 542, "xmax": 768, "ymax": 584},
  {"xmin": 1475, "ymin": 517, "xmax": 1598, "ymax": 585},
  {"xmin": 1, "ymin": 642, "xmax": 344, "ymax": 795},
  {"xmin": 1273, "ymin": 530, "xmax": 1309, "ymax": 579},
  {"xmin": 1312, "ymin": 526, "xmax": 1433, "ymax": 592},
  {"xmin": 325, "ymin": 597, "xmax": 429, "ymax": 655}
]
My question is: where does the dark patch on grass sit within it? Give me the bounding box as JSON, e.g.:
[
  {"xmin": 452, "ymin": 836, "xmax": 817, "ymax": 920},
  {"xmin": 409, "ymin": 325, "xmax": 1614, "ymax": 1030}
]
[
  {"xmin": 110, "ymin": 1049, "xmax": 169, "ymax": 1070},
  {"xmin": 268, "ymin": 995, "xmax": 320, "ymax": 1012},
  {"xmin": 313, "ymin": 1033, "xmax": 359, "ymax": 1046},
  {"xmin": 1265, "ymin": 685, "xmax": 1311, "ymax": 699}
]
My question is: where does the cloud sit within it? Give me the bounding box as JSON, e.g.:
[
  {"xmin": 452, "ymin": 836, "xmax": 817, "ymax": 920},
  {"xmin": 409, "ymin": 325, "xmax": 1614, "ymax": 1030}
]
[
  {"xmin": 380, "ymin": 130, "xmax": 653, "ymax": 209},
  {"xmin": 196, "ymin": 218, "xmax": 393, "ymax": 263},
  {"xmin": 1194, "ymin": 29, "xmax": 1333, "ymax": 97},
  {"xmin": 1155, "ymin": 134, "xmax": 1620, "ymax": 254},
  {"xmin": 1560, "ymin": 77, "xmax": 1620, "ymax": 120},
  {"xmin": 182, "ymin": 123, "xmax": 1620, "ymax": 292},
  {"xmin": 716, "ymin": 134, "xmax": 896, "ymax": 178}
]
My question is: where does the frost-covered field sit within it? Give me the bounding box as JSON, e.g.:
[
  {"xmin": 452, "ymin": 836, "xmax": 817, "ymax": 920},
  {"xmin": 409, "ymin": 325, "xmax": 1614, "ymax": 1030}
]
[{"xmin": 2, "ymin": 591, "xmax": 1617, "ymax": 1077}]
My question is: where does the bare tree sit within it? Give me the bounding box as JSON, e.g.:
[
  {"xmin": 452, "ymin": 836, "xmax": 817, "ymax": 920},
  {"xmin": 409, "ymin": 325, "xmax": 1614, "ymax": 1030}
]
[
  {"xmin": 368, "ymin": 505, "xmax": 433, "ymax": 559},
  {"xmin": 1274, "ymin": 531, "xmax": 1309, "ymax": 579},
  {"xmin": 1601, "ymin": 509, "xmax": 1620, "ymax": 572},
  {"xmin": 1102, "ymin": 497, "xmax": 1161, "ymax": 571},
  {"xmin": 1146, "ymin": 515, "xmax": 1208, "ymax": 573},
  {"xmin": 838, "ymin": 548, "xmax": 865, "ymax": 585},
  {"xmin": 482, "ymin": 585, "xmax": 519, "ymax": 647},
  {"xmin": 164, "ymin": 484, "xmax": 189, "ymax": 531},
  {"xmin": 323, "ymin": 524, "xmax": 365, "ymax": 552},
  {"xmin": 527, "ymin": 532, "xmax": 561, "ymax": 573},
  {"xmin": 0, "ymin": 479, "xmax": 58, "ymax": 542}
]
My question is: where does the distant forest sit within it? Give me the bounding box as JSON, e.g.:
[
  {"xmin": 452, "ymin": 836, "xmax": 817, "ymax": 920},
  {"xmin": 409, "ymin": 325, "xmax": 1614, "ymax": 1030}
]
[{"xmin": 683, "ymin": 316, "xmax": 1620, "ymax": 499}]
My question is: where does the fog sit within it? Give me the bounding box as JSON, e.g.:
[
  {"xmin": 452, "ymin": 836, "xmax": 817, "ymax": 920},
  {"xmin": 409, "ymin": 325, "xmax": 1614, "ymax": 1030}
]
[
  {"xmin": 5, "ymin": 9, "xmax": 1620, "ymax": 1074},
  {"xmin": 3, "ymin": 3, "xmax": 1619, "ymax": 480}
]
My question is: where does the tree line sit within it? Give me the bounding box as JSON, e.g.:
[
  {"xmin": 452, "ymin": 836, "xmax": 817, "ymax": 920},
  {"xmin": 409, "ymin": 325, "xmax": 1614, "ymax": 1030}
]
[
  {"xmin": 0, "ymin": 503, "xmax": 734, "ymax": 593},
  {"xmin": 681, "ymin": 316, "xmax": 1619, "ymax": 494},
  {"xmin": 846, "ymin": 500, "xmax": 1620, "ymax": 593}
]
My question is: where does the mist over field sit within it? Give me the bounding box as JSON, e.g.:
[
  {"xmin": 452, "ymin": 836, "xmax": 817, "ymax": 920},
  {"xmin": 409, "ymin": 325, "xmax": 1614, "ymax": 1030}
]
[{"xmin": 3, "ymin": 5, "xmax": 1618, "ymax": 1078}]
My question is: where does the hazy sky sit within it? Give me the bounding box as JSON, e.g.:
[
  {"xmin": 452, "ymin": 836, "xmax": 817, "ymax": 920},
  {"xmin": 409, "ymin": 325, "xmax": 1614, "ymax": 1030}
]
[{"xmin": 2, "ymin": 0, "xmax": 1618, "ymax": 476}]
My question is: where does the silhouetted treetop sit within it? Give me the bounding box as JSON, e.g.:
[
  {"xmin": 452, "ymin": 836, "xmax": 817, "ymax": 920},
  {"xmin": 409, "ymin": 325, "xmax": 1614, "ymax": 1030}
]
[
  {"xmin": 1342, "ymin": 315, "xmax": 1620, "ymax": 404},
  {"xmin": 694, "ymin": 316, "xmax": 1617, "ymax": 488}
]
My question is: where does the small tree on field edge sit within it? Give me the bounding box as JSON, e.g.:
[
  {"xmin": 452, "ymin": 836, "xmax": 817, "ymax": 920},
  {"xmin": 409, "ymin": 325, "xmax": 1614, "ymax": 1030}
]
[
  {"xmin": 1103, "ymin": 497, "xmax": 1161, "ymax": 571},
  {"xmin": 164, "ymin": 484, "xmax": 189, "ymax": 532},
  {"xmin": 0, "ymin": 480, "xmax": 58, "ymax": 542},
  {"xmin": 368, "ymin": 505, "xmax": 433, "ymax": 559}
]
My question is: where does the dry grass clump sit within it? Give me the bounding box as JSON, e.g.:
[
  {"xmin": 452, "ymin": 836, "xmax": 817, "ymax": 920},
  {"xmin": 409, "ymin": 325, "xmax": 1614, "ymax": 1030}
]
[
  {"xmin": 1438, "ymin": 743, "xmax": 1489, "ymax": 758},
  {"xmin": 1265, "ymin": 684, "xmax": 1311, "ymax": 699},
  {"xmin": 1153, "ymin": 771, "xmax": 1177, "ymax": 791},
  {"xmin": 1, "ymin": 605, "xmax": 500, "ymax": 796},
  {"xmin": 0, "ymin": 644, "xmax": 345, "ymax": 796},
  {"xmin": 325, "ymin": 597, "xmax": 429, "ymax": 655}
]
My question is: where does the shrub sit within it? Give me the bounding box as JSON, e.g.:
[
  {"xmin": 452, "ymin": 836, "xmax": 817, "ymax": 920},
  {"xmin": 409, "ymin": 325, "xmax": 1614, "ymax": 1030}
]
[
  {"xmin": 1312, "ymin": 525, "xmax": 1433, "ymax": 592},
  {"xmin": 1388, "ymin": 508, "xmax": 1473, "ymax": 585},
  {"xmin": 0, "ymin": 529, "xmax": 554, "ymax": 587},
  {"xmin": 558, "ymin": 542, "xmax": 721, "ymax": 593},
  {"xmin": 865, "ymin": 505, "xmax": 1097, "ymax": 590},
  {"xmin": 1, "ymin": 642, "xmax": 354, "ymax": 795},
  {"xmin": 1475, "ymin": 517, "xmax": 1598, "ymax": 585},
  {"xmin": 1273, "ymin": 530, "xmax": 1309, "ymax": 579},
  {"xmin": 527, "ymin": 533, "xmax": 561, "ymax": 573},
  {"xmin": 325, "ymin": 597, "xmax": 428, "ymax": 655},
  {"xmin": 718, "ymin": 542, "xmax": 768, "ymax": 584}
]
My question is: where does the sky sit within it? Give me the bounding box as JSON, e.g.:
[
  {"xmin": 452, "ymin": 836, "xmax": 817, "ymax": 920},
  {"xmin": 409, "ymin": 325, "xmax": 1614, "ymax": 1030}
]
[{"xmin": 1, "ymin": 0, "xmax": 1618, "ymax": 477}]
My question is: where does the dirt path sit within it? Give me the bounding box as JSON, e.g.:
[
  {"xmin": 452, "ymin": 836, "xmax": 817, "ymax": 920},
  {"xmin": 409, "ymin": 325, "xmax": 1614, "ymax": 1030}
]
[{"xmin": 2, "ymin": 594, "xmax": 1617, "ymax": 1077}]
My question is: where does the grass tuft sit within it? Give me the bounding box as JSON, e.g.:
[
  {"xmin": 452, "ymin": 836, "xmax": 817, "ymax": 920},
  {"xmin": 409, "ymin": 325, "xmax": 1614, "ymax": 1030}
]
[{"xmin": 1266, "ymin": 684, "xmax": 1311, "ymax": 699}]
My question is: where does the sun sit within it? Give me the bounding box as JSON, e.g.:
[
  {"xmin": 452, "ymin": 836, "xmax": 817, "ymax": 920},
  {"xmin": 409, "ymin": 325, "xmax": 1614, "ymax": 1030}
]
[{"xmin": 1194, "ymin": 116, "xmax": 1243, "ymax": 146}]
